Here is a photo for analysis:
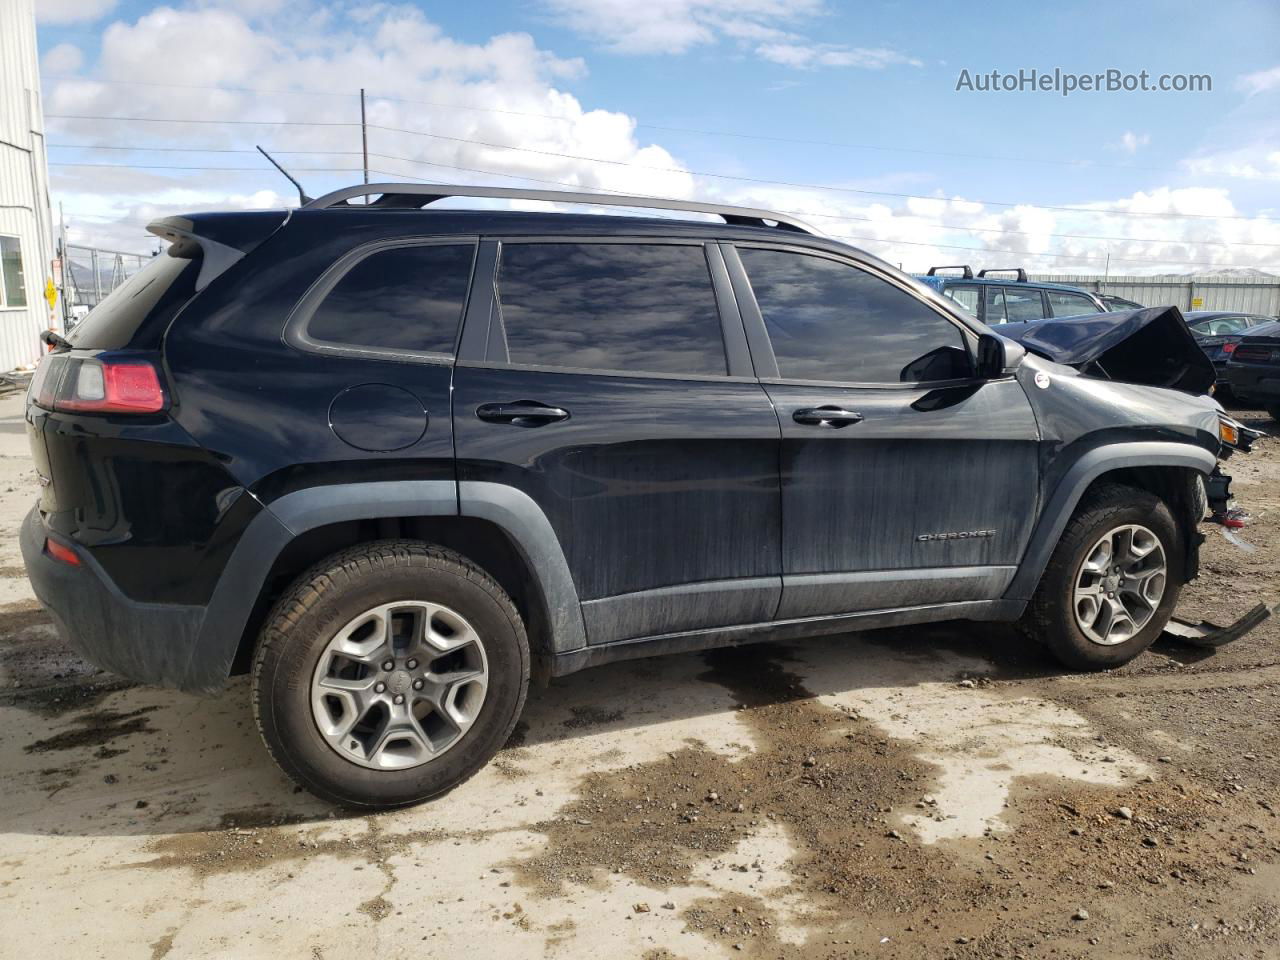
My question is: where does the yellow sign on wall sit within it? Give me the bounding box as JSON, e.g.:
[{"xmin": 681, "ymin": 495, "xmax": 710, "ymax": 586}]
[
  {"xmin": 44, "ymin": 278, "xmax": 57, "ymax": 311},
  {"xmin": 1190, "ymin": 296, "xmax": 1204, "ymax": 309}
]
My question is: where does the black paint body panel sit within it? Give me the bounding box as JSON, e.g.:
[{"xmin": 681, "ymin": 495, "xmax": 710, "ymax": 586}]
[
  {"xmin": 452, "ymin": 366, "xmax": 783, "ymax": 605},
  {"xmin": 20, "ymin": 205, "xmax": 1232, "ymax": 692}
]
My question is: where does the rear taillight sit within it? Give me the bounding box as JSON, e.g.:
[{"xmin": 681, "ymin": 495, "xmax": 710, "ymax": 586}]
[
  {"xmin": 1234, "ymin": 344, "xmax": 1275, "ymax": 364},
  {"xmin": 30, "ymin": 355, "xmax": 167, "ymax": 414},
  {"xmin": 28, "ymin": 355, "xmax": 65, "ymax": 408},
  {"xmin": 1222, "ymin": 341, "xmax": 1237, "ymax": 355},
  {"xmin": 57, "ymin": 359, "xmax": 166, "ymax": 413}
]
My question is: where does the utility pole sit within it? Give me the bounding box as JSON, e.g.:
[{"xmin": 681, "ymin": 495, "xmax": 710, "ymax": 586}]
[
  {"xmin": 58, "ymin": 202, "xmax": 69, "ymax": 331},
  {"xmin": 360, "ymin": 88, "xmax": 369, "ymax": 187}
]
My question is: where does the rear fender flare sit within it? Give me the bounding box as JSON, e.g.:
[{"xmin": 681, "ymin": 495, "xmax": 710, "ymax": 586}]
[
  {"xmin": 1004, "ymin": 442, "xmax": 1216, "ymax": 602},
  {"xmin": 186, "ymin": 480, "xmax": 583, "ymax": 691}
]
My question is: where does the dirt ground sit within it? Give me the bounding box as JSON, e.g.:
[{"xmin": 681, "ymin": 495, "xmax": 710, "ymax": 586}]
[{"xmin": 1, "ymin": 390, "xmax": 1278, "ymax": 960}]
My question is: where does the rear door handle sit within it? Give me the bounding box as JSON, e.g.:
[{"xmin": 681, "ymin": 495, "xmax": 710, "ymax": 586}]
[
  {"xmin": 792, "ymin": 406, "xmax": 864, "ymax": 427},
  {"xmin": 475, "ymin": 400, "xmax": 570, "ymax": 427}
]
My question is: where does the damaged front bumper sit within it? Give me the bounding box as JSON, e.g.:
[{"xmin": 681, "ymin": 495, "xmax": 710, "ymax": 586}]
[
  {"xmin": 1172, "ymin": 414, "xmax": 1271, "ymax": 649},
  {"xmin": 1163, "ymin": 603, "xmax": 1276, "ymax": 649}
]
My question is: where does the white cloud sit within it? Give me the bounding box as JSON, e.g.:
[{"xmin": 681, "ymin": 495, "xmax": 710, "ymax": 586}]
[
  {"xmin": 45, "ymin": 3, "xmax": 1279, "ymax": 276},
  {"xmin": 714, "ymin": 183, "xmax": 1280, "ymax": 276},
  {"xmin": 1118, "ymin": 130, "xmax": 1149, "ymax": 154},
  {"xmin": 542, "ymin": 0, "xmax": 919, "ymax": 69},
  {"xmin": 756, "ymin": 43, "xmax": 921, "ymax": 70},
  {"xmin": 35, "ymin": 0, "xmax": 117, "ymax": 25},
  {"xmin": 1237, "ymin": 65, "xmax": 1280, "ymax": 97},
  {"xmin": 41, "ymin": 43, "xmax": 84, "ymax": 75},
  {"xmin": 47, "ymin": 3, "xmax": 694, "ymax": 254},
  {"xmin": 1183, "ymin": 146, "xmax": 1280, "ymax": 181}
]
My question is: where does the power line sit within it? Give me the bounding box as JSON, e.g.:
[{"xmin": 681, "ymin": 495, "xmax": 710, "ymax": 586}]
[
  {"xmin": 48, "ymin": 142, "xmax": 1280, "ymax": 249},
  {"xmin": 50, "ymin": 162, "xmax": 368, "ymax": 172},
  {"xmin": 39, "ymin": 73, "xmax": 1263, "ymax": 180},
  {"xmin": 826, "ymin": 231, "xmax": 1278, "ymax": 269},
  {"xmin": 46, "ymin": 113, "xmax": 1280, "ymax": 225},
  {"xmin": 49, "ymin": 159, "xmax": 1280, "ymax": 268}
]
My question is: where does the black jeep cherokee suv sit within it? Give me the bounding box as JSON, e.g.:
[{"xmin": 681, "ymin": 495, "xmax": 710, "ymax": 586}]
[{"xmin": 22, "ymin": 184, "xmax": 1241, "ymax": 808}]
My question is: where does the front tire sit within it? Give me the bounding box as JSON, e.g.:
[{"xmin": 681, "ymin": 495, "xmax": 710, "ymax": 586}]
[
  {"xmin": 1022, "ymin": 483, "xmax": 1183, "ymax": 671},
  {"xmin": 252, "ymin": 541, "xmax": 529, "ymax": 809}
]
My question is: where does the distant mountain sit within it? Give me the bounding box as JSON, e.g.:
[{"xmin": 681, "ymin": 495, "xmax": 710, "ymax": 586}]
[{"xmin": 1171, "ymin": 267, "xmax": 1279, "ymax": 279}]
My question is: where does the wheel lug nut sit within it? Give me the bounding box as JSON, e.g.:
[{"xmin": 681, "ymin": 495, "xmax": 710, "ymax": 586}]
[
  {"xmin": 374, "ymin": 682, "xmax": 386, "ymax": 693},
  {"xmin": 393, "ymin": 694, "xmax": 405, "ymax": 705},
  {"xmin": 406, "ymin": 659, "xmax": 418, "ymax": 670},
  {"xmin": 412, "ymin": 678, "xmax": 424, "ymax": 690},
  {"xmin": 382, "ymin": 660, "xmax": 394, "ymax": 671}
]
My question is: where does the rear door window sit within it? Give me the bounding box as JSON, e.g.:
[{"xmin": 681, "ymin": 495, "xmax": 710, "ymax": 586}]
[
  {"xmin": 942, "ymin": 283, "xmax": 980, "ymax": 315},
  {"xmin": 305, "ymin": 243, "xmax": 475, "ymax": 356},
  {"xmin": 1046, "ymin": 290, "xmax": 1102, "ymax": 317},
  {"xmin": 67, "ymin": 253, "xmax": 195, "ymax": 349},
  {"xmin": 1004, "ymin": 288, "xmax": 1047, "ymax": 322},
  {"xmin": 496, "ymin": 242, "xmax": 727, "ymax": 377}
]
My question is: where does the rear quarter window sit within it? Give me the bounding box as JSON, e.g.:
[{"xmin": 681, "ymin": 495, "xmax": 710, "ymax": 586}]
[
  {"xmin": 67, "ymin": 253, "xmax": 195, "ymax": 349},
  {"xmin": 300, "ymin": 242, "xmax": 476, "ymax": 357}
]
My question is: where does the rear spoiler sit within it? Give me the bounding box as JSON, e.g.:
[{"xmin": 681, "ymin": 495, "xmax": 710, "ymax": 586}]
[{"xmin": 147, "ymin": 211, "xmax": 290, "ymax": 291}]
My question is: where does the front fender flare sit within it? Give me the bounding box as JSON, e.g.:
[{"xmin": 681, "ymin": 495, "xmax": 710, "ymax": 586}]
[{"xmin": 1003, "ymin": 442, "xmax": 1216, "ymax": 602}]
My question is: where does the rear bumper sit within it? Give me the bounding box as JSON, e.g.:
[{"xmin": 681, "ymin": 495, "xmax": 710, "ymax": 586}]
[
  {"xmin": 20, "ymin": 505, "xmax": 208, "ymax": 690},
  {"xmin": 1226, "ymin": 363, "xmax": 1280, "ymax": 401}
]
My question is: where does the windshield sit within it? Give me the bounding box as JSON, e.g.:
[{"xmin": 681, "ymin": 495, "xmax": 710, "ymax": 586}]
[{"xmin": 68, "ymin": 252, "xmax": 195, "ymax": 350}]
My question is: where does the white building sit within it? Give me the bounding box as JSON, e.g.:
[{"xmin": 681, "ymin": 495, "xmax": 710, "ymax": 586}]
[{"xmin": 0, "ymin": 0, "xmax": 55, "ymax": 371}]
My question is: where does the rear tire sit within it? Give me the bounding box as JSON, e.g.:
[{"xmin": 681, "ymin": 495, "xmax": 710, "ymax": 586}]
[
  {"xmin": 1021, "ymin": 483, "xmax": 1183, "ymax": 671},
  {"xmin": 1267, "ymin": 404, "xmax": 1280, "ymax": 424},
  {"xmin": 252, "ymin": 541, "xmax": 529, "ymax": 809}
]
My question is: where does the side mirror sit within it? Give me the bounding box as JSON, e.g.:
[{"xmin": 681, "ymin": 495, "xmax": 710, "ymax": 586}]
[{"xmin": 976, "ymin": 333, "xmax": 1026, "ymax": 379}]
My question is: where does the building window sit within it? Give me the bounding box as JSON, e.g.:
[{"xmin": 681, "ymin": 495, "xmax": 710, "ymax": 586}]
[{"xmin": 0, "ymin": 236, "xmax": 27, "ymax": 308}]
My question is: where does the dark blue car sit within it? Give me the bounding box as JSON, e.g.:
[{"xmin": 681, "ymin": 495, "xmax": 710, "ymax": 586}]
[{"xmin": 1184, "ymin": 310, "xmax": 1280, "ymax": 390}]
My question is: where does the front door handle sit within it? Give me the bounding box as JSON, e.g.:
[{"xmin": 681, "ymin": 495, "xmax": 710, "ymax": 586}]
[
  {"xmin": 476, "ymin": 400, "xmax": 570, "ymax": 427},
  {"xmin": 792, "ymin": 406, "xmax": 864, "ymax": 427}
]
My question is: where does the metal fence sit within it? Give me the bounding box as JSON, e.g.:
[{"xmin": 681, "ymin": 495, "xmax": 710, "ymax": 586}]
[
  {"xmin": 1029, "ymin": 274, "xmax": 1280, "ymax": 316},
  {"xmin": 63, "ymin": 244, "xmax": 152, "ymax": 313}
]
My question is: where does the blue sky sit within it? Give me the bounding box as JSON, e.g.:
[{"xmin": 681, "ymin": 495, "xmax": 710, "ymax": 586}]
[{"xmin": 34, "ymin": 0, "xmax": 1280, "ymax": 273}]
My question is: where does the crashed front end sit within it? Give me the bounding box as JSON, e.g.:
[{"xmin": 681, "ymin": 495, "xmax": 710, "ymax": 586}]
[{"xmin": 1001, "ymin": 306, "xmax": 1273, "ymax": 648}]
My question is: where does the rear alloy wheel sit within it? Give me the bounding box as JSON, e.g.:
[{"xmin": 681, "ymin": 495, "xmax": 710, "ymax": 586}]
[
  {"xmin": 253, "ymin": 541, "xmax": 528, "ymax": 809},
  {"xmin": 310, "ymin": 600, "xmax": 489, "ymax": 770},
  {"xmin": 1022, "ymin": 483, "xmax": 1183, "ymax": 670}
]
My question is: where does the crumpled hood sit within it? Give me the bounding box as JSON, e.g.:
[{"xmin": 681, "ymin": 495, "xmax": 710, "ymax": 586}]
[{"xmin": 998, "ymin": 306, "xmax": 1215, "ymax": 395}]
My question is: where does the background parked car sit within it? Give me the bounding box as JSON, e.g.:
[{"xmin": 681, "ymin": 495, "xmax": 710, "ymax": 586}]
[
  {"xmin": 913, "ymin": 266, "xmax": 1107, "ymax": 324},
  {"xmin": 1225, "ymin": 320, "xmax": 1280, "ymax": 421},
  {"xmin": 1185, "ymin": 311, "xmax": 1280, "ymax": 393}
]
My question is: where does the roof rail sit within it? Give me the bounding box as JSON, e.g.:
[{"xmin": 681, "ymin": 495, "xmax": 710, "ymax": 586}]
[
  {"xmin": 978, "ymin": 268, "xmax": 1028, "ymax": 282},
  {"xmin": 926, "ymin": 265, "xmax": 973, "ymax": 279},
  {"xmin": 301, "ymin": 183, "xmax": 820, "ymax": 235}
]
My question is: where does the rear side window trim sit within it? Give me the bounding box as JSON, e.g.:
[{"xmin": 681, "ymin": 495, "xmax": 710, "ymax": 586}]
[{"xmin": 283, "ymin": 236, "xmax": 479, "ymax": 365}]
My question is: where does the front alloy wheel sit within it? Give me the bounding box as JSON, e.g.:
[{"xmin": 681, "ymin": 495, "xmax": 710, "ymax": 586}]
[
  {"xmin": 1021, "ymin": 482, "xmax": 1184, "ymax": 671},
  {"xmin": 1072, "ymin": 524, "xmax": 1167, "ymax": 646}
]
